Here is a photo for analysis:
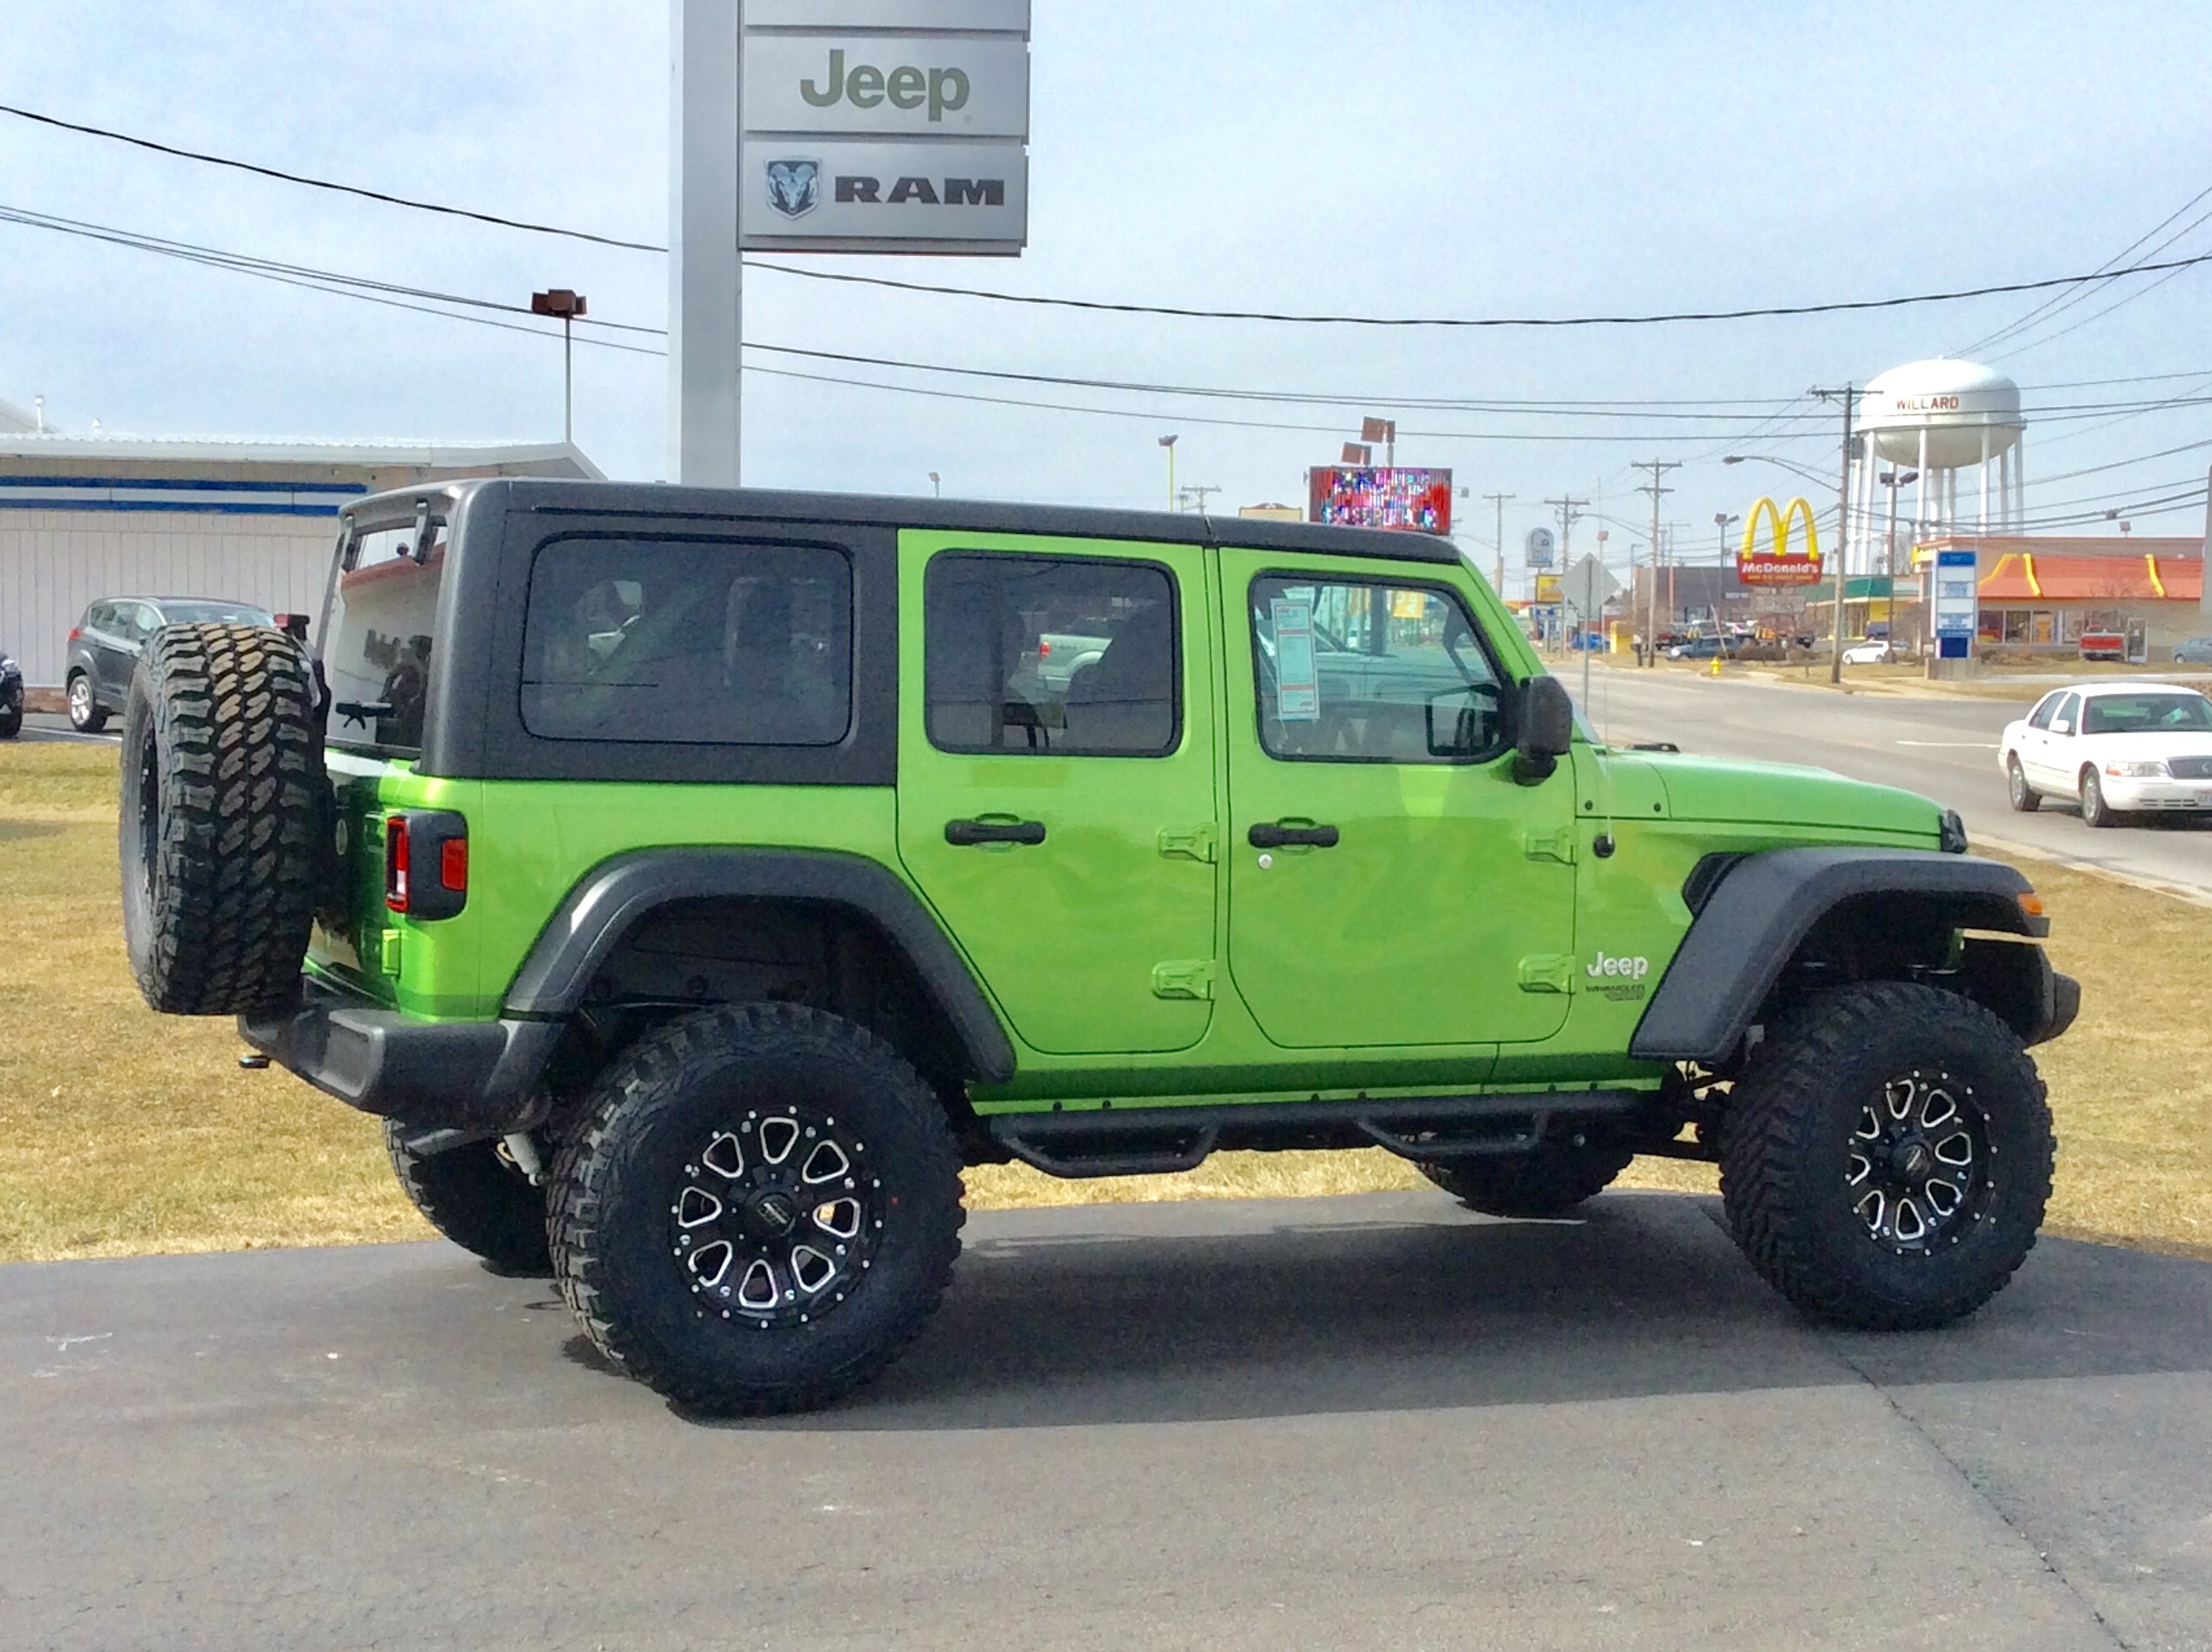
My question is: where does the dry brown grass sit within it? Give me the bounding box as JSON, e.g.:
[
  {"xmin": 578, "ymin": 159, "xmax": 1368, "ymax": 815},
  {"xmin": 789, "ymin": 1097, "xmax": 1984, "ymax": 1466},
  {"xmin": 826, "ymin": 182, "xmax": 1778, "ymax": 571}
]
[{"xmin": 3, "ymin": 742, "xmax": 2207, "ymax": 1262}]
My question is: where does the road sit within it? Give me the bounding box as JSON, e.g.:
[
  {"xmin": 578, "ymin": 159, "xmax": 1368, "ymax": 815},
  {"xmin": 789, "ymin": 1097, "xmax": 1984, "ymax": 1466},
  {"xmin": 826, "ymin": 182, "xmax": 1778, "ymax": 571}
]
[
  {"xmin": 9, "ymin": 710, "xmax": 115, "ymax": 745},
  {"xmin": 1580, "ymin": 667, "xmax": 2212, "ymax": 899},
  {"xmin": 4, "ymin": 1192, "xmax": 2209, "ymax": 1650}
]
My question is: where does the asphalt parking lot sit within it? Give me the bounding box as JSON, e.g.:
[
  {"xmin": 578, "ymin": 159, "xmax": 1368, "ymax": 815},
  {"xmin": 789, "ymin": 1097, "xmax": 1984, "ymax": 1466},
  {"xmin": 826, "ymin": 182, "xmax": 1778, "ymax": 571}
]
[{"xmin": 4, "ymin": 1190, "xmax": 2207, "ymax": 1651}]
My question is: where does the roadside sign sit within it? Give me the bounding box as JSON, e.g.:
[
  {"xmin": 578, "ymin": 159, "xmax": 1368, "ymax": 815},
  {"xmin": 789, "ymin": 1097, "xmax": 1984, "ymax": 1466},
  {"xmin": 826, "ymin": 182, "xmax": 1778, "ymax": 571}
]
[
  {"xmin": 1561, "ymin": 553, "xmax": 1619, "ymax": 617},
  {"xmin": 1524, "ymin": 526, "xmax": 1557, "ymax": 569},
  {"xmin": 1735, "ymin": 497, "xmax": 1824, "ymax": 586},
  {"xmin": 1933, "ymin": 548, "xmax": 1977, "ymax": 660}
]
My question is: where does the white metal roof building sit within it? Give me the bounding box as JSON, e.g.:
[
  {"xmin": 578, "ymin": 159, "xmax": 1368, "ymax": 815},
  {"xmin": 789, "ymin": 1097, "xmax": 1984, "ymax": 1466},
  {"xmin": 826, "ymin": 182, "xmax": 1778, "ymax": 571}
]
[{"xmin": 0, "ymin": 427, "xmax": 600, "ymax": 687}]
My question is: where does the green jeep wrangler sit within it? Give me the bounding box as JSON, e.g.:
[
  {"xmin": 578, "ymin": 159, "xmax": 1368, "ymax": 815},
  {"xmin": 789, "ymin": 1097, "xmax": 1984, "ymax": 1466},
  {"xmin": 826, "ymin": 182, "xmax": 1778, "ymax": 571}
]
[{"xmin": 118, "ymin": 480, "xmax": 2078, "ymax": 1415}]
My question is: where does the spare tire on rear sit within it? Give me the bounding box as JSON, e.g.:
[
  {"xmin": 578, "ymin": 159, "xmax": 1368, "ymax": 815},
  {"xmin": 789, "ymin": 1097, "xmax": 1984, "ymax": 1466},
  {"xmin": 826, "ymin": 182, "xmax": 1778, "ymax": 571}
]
[{"xmin": 120, "ymin": 623, "xmax": 326, "ymax": 1016}]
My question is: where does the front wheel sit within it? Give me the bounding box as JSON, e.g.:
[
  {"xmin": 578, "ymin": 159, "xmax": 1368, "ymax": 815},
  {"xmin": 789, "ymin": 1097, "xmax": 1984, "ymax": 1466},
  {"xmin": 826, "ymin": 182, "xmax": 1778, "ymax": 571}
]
[
  {"xmin": 1717, "ymin": 982, "xmax": 2053, "ymax": 1331},
  {"xmin": 2005, "ymin": 755, "xmax": 2040, "ymax": 812},
  {"xmin": 549, "ymin": 1003, "xmax": 964, "ymax": 1416},
  {"xmin": 2080, "ymin": 767, "xmax": 2121, "ymax": 829},
  {"xmin": 1419, "ymin": 1137, "xmax": 1634, "ymax": 1217},
  {"xmin": 67, "ymin": 672, "xmax": 106, "ymax": 733},
  {"xmin": 0, "ymin": 693, "xmax": 20, "ymax": 740}
]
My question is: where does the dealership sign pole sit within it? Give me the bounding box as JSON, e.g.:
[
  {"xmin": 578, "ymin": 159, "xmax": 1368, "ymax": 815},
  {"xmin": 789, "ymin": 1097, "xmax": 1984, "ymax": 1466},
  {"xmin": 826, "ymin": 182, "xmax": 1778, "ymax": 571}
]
[{"xmin": 669, "ymin": 0, "xmax": 1033, "ymax": 486}]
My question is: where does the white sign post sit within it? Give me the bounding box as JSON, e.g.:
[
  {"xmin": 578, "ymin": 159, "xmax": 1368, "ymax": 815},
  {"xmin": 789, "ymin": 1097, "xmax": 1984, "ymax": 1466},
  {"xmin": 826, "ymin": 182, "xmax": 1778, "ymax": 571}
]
[{"xmin": 668, "ymin": 0, "xmax": 1033, "ymax": 485}]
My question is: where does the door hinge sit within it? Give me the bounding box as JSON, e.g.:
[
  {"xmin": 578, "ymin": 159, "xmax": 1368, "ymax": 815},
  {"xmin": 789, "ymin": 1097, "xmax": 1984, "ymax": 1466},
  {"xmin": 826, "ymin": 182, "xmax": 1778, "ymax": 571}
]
[
  {"xmin": 1522, "ymin": 828, "xmax": 1576, "ymax": 865},
  {"xmin": 1157, "ymin": 825, "xmax": 1217, "ymax": 864},
  {"xmin": 1517, "ymin": 954, "xmax": 1575, "ymax": 994},
  {"xmin": 1151, "ymin": 960, "xmax": 1215, "ymax": 1001}
]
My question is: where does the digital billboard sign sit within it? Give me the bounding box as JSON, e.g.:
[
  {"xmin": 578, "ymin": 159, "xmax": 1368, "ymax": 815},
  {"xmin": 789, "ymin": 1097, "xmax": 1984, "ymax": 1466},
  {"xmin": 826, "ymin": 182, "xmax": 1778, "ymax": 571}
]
[{"xmin": 1307, "ymin": 466, "xmax": 1453, "ymax": 536}]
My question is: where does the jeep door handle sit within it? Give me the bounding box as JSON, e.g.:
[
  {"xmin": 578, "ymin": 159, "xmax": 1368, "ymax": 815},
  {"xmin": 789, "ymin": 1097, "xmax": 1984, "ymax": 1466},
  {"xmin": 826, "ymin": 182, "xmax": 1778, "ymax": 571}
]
[
  {"xmin": 945, "ymin": 818, "xmax": 1047, "ymax": 846},
  {"xmin": 1248, "ymin": 822, "xmax": 1340, "ymax": 849}
]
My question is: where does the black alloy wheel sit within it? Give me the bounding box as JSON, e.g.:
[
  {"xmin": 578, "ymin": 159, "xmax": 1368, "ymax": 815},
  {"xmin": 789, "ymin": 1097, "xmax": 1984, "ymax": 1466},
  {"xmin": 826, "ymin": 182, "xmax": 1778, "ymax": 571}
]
[
  {"xmin": 671, "ymin": 1105, "xmax": 882, "ymax": 1327},
  {"xmin": 2005, "ymin": 756, "xmax": 2040, "ymax": 812},
  {"xmin": 1845, "ymin": 1073, "xmax": 1991, "ymax": 1253}
]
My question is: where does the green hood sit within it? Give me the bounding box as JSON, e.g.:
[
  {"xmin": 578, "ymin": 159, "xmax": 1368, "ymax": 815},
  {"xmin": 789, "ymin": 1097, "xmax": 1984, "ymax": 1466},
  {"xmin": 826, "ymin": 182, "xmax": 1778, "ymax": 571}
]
[{"xmin": 1628, "ymin": 751, "xmax": 1942, "ymax": 841}]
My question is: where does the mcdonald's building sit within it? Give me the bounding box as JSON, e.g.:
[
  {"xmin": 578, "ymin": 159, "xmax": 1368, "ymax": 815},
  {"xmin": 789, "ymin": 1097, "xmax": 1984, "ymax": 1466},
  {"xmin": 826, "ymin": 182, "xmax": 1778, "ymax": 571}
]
[{"xmin": 1915, "ymin": 533, "xmax": 2206, "ymax": 658}]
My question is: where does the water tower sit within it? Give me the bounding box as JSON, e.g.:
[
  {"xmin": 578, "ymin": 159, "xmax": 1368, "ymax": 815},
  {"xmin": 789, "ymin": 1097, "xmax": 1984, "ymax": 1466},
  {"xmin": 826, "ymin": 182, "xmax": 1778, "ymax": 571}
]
[{"xmin": 1850, "ymin": 359, "xmax": 2024, "ymax": 574}]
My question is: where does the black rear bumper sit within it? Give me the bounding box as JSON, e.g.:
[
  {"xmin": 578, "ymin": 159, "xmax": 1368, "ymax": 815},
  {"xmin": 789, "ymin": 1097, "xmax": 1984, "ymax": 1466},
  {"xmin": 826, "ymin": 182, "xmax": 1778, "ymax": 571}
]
[{"xmin": 240, "ymin": 977, "xmax": 558, "ymax": 1133}]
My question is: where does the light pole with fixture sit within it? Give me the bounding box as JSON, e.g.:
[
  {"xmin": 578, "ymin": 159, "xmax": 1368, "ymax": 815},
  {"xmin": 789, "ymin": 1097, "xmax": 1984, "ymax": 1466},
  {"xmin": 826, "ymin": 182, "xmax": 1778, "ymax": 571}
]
[
  {"xmin": 1158, "ymin": 434, "xmax": 1179, "ymax": 511},
  {"xmin": 531, "ymin": 289, "xmax": 588, "ymax": 445},
  {"xmin": 928, "ymin": 472, "xmax": 941, "ymax": 498}
]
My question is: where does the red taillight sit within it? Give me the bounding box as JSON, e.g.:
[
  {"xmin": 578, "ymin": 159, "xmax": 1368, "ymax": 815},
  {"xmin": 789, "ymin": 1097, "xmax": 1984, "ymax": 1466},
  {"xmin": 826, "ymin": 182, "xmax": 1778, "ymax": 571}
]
[
  {"xmin": 1039, "ymin": 640, "xmax": 1051, "ymax": 657},
  {"xmin": 67, "ymin": 626, "xmax": 81, "ymax": 643},
  {"xmin": 439, "ymin": 837, "xmax": 468, "ymax": 893},
  {"xmin": 385, "ymin": 814, "xmax": 410, "ymax": 912}
]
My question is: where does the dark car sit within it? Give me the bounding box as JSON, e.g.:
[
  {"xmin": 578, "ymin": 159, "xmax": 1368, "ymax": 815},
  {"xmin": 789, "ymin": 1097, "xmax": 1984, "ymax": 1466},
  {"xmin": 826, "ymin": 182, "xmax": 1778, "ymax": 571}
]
[
  {"xmin": 0, "ymin": 648, "xmax": 21, "ymax": 739},
  {"xmin": 2173, "ymin": 637, "xmax": 2212, "ymax": 666},
  {"xmin": 1664, "ymin": 635, "xmax": 1733, "ymax": 661},
  {"xmin": 65, "ymin": 596, "xmax": 275, "ymax": 732}
]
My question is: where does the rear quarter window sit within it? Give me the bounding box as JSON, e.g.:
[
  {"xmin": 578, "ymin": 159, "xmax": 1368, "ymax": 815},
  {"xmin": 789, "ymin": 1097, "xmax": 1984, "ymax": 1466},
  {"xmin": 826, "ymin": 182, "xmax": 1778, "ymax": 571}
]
[
  {"xmin": 325, "ymin": 516, "xmax": 445, "ymax": 754},
  {"xmin": 519, "ymin": 537, "xmax": 853, "ymax": 747}
]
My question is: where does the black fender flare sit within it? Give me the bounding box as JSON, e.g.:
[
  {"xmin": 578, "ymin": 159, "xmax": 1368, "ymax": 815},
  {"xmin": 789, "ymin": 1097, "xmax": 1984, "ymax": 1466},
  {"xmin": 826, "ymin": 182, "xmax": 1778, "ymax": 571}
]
[
  {"xmin": 1629, "ymin": 847, "xmax": 2075, "ymax": 1063},
  {"xmin": 502, "ymin": 847, "xmax": 1017, "ymax": 1084}
]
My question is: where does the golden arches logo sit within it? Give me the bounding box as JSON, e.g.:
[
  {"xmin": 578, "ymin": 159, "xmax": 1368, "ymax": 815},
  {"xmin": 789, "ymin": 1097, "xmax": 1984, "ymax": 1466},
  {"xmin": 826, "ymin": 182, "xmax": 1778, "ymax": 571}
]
[{"xmin": 1736, "ymin": 496, "xmax": 1824, "ymax": 586}]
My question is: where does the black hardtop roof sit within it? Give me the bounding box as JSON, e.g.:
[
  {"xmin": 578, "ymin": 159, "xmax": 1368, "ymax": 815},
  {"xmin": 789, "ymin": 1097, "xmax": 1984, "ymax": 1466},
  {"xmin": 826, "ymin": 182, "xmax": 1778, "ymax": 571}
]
[
  {"xmin": 86, "ymin": 596, "xmax": 271, "ymax": 611},
  {"xmin": 342, "ymin": 476, "xmax": 1467, "ymax": 567}
]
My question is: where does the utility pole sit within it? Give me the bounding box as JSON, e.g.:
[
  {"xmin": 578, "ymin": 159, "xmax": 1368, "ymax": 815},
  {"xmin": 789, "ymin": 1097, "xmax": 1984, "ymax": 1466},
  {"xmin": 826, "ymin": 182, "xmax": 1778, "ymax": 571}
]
[
  {"xmin": 1179, "ymin": 484, "xmax": 1222, "ymax": 515},
  {"xmin": 1483, "ymin": 492, "xmax": 1515, "ymax": 597},
  {"xmin": 1812, "ymin": 385, "xmax": 1859, "ymax": 684},
  {"xmin": 1542, "ymin": 496, "xmax": 1588, "ymax": 654},
  {"xmin": 1631, "ymin": 461, "xmax": 1679, "ymax": 666}
]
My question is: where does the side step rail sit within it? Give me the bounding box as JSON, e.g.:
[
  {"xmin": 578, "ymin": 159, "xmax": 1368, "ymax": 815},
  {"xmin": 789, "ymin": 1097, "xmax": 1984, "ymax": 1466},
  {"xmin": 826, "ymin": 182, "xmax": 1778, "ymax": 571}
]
[{"xmin": 987, "ymin": 1091, "xmax": 1652, "ymax": 1180}]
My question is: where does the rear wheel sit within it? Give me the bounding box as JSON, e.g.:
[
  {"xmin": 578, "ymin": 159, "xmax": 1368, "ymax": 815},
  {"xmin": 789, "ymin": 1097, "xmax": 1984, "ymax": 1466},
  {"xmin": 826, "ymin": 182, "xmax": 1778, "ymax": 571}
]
[
  {"xmin": 67, "ymin": 672, "xmax": 106, "ymax": 733},
  {"xmin": 1420, "ymin": 1137, "xmax": 1635, "ymax": 1218},
  {"xmin": 550, "ymin": 1003, "xmax": 964, "ymax": 1416},
  {"xmin": 385, "ymin": 1125, "xmax": 552, "ymax": 1276},
  {"xmin": 2079, "ymin": 766, "xmax": 2120, "ymax": 829},
  {"xmin": 0, "ymin": 693, "xmax": 20, "ymax": 740},
  {"xmin": 1717, "ymin": 981, "xmax": 2053, "ymax": 1330},
  {"xmin": 2005, "ymin": 755, "xmax": 2040, "ymax": 812}
]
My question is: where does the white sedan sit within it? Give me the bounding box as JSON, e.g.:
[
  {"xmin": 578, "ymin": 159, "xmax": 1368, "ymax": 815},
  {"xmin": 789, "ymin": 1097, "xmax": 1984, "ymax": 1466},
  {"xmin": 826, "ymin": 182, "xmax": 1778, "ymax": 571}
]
[
  {"xmin": 1841, "ymin": 640, "xmax": 1896, "ymax": 665},
  {"xmin": 2001, "ymin": 682, "xmax": 2212, "ymax": 827}
]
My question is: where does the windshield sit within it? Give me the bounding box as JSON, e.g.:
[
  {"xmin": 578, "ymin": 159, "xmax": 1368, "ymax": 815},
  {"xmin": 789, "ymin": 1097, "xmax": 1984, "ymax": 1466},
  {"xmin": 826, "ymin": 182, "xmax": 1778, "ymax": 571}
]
[
  {"xmin": 2081, "ymin": 693, "xmax": 2212, "ymax": 736},
  {"xmin": 160, "ymin": 601, "xmax": 274, "ymax": 625},
  {"xmin": 322, "ymin": 515, "xmax": 445, "ymax": 754}
]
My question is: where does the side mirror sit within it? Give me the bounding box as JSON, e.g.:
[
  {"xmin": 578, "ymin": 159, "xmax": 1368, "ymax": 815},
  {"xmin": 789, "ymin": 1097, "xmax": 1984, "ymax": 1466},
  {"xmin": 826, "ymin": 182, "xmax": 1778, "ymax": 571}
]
[
  {"xmin": 1513, "ymin": 675, "xmax": 1575, "ymax": 784},
  {"xmin": 2051, "ymin": 718, "xmax": 2072, "ymax": 736}
]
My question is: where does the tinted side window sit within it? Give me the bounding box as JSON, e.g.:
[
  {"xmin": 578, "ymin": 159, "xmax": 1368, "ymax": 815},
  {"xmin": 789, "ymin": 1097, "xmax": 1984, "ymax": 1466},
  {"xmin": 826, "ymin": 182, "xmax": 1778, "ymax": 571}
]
[
  {"xmin": 520, "ymin": 538, "xmax": 852, "ymax": 747},
  {"xmin": 2052, "ymin": 692, "xmax": 2081, "ymax": 732},
  {"xmin": 924, "ymin": 553, "xmax": 1179, "ymax": 757},
  {"xmin": 2027, "ymin": 694, "xmax": 2058, "ymax": 730},
  {"xmin": 1249, "ymin": 575, "xmax": 1505, "ymax": 763}
]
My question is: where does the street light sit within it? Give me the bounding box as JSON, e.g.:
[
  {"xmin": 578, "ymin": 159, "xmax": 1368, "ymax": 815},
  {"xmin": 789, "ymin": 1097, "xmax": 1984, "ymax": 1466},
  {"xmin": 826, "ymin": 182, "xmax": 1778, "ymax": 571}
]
[
  {"xmin": 1158, "ymin": 434, "xmax": 1179, "ymax": 511},
  {"xmin": 1723, "ymin": 453, "xmax": 1832, "ymax": 488},
  {"xmin": 530, "ymin": 289, "xmax": 587, "ymax": 445},
  {"xmin": 928, "ymin": 471, "xmax": 941, "ymax": 498}
]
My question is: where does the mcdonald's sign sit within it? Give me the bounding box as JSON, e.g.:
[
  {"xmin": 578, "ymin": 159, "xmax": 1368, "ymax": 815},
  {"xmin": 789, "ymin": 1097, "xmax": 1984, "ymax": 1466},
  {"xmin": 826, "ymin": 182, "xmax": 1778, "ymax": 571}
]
[{"xmin": 1736, "ymin": 496, "xmax": 1825, "ymax": 587}]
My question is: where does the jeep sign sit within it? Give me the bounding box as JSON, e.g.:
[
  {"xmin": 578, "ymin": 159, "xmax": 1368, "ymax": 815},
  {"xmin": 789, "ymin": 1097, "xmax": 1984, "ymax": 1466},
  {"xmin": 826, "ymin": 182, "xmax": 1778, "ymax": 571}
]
[
  {"xmin": 740, "ymin": 140, "xmax": 1029, "ymax": 251},
  {"xmin": 744, "ymin": 37, "xmax": 1029, "ymax": 137}
]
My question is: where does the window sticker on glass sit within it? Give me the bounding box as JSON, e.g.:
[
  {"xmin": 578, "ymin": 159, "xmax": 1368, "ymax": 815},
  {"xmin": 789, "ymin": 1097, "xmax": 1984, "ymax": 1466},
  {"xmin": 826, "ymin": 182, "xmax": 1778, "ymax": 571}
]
[{"xmin": 1272, "ymin": 597, "xmax": 1320, "ymax": 721}]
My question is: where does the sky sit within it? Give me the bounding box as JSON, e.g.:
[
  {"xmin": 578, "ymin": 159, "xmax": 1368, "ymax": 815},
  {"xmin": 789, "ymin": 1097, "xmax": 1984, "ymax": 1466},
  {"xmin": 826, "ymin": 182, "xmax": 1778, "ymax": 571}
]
[{"xmin": 3, "ymin": 1, "xmax": 2210, "ymax": 593}]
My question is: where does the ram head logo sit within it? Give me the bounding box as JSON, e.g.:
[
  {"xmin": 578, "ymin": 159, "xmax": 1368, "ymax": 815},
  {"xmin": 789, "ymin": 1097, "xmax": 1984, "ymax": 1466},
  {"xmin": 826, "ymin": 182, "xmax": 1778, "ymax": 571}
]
[{"xmin": 765, "ymin": 159, "xmax": 821, "ymax": 219}]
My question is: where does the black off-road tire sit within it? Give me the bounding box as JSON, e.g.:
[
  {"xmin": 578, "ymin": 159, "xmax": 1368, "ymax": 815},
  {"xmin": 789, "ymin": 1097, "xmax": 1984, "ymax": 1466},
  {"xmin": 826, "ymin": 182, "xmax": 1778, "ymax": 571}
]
[
  {"xmin": 1419, "ymin": 1137, "xmax": 1635, "ymax": 1217},
  {"xmin": 67, "ymin": 672, "xmax": 108, "ymax": 733},
  {"xmin": 2005, "ymin": 755, "xmax": 2040, "ymax": 812},
  {"xmin": 549, "ymin": 1003, "xmax": 965, "ymax": 1416},
  {"xmin": 1717, "ymin": 981, "xmax": 2054, "ymax": 1331},
  {"xmin": 0, "ymin": 693, "xmax": 20, "ymax": 740},
  {"xmin": 385, "ymin": 1124, "xmax": 553, "ymax": 1277},
  {"xmin": 119, "ymin": 623, "xmax": 326, "ymax": 1015}
]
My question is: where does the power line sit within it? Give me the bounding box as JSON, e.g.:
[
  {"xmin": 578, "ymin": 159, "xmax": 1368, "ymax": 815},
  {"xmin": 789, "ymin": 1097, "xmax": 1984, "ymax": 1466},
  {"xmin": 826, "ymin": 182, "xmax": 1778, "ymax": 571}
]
[
  {"xmin": 1957, "ymin": 181, "xmax": 2212, "ymax": 357},
  {"xmin": 0, "ymin": 102, "xmax": 663, "ymax": 252},
  {"xmin": 11, "ymin": 102, "xmax": 2212, "ymax": 332}
]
